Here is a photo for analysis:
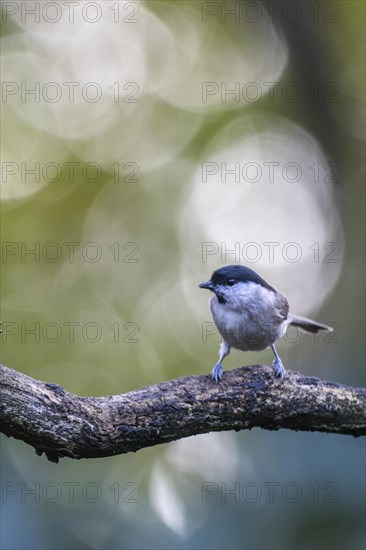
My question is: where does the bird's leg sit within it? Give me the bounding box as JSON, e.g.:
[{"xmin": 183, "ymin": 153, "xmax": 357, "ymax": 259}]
[
  {"xmin": 212, "ymin": 341, "xmax": 231, "ymax": 382},
  {"xmin": 271, "ymin": 344, "xmax": 286, "ymax": 379}
]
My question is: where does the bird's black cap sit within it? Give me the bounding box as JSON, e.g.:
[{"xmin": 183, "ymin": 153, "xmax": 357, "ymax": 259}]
[{"xmin": 199, "ymin": 265, "xmax": 275, "ymax": 292}]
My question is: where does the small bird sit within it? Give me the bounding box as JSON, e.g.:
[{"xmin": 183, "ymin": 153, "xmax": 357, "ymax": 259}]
[{"xmin": 199, "ymin": 265, "xmax": 333, "ymax": 382}]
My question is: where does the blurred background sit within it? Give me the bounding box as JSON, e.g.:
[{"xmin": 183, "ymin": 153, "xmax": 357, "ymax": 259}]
[{"xmin": 1, "ymin": 0, "xmax": 365, "ymax": 548}]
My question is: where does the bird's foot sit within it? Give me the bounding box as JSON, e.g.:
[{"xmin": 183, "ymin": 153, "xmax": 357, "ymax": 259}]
[
  {"xmin": 211, "ymin": 362, "xmax": 223, "ymax": 383},
  {"xmin": 272, "ymin": 357, "xmax": 286, "ymax": 379}
]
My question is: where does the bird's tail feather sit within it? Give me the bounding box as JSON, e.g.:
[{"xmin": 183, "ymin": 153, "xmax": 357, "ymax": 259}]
[{"xmin": 289, "ymin": 315, "xmax": 333, "ymax": 334}]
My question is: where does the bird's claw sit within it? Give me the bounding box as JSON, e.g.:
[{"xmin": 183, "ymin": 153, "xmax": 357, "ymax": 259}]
[
  {"xmin": 211, "ymin": 362, "xmax": 223, "ymax": 383},
  {"xmin": 272, "ymin": 357, "xmax": 286, "ymax": 379}
]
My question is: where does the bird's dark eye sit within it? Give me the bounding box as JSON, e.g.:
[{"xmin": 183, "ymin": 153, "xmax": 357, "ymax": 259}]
[{"xmin": 227, "ymin": 279, "xmax": 236, "ymax": 286}]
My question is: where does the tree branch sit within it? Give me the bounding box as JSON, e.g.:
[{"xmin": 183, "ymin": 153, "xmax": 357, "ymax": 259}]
[{"xmin": 0, "ymin": 363, "xmax": 365, "ymax": 463}]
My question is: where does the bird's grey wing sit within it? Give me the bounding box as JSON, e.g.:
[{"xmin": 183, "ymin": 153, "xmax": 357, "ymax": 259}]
[{"xmin": 273, "ymin": 292, "xmax": 289, "ymax": 321}]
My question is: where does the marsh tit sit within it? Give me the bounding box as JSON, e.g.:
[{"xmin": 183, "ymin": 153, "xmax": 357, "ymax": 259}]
[{"xmin": 199, "ymin": 265, "xmax": 333, "ymax": 382}]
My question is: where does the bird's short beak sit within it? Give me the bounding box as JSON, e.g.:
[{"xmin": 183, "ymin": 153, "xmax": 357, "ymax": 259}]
[{"xmin": 199, "ymin": 280, "xmax": 214, "ymax": 291}]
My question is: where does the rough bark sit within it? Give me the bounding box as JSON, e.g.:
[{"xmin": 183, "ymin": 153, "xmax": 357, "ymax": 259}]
[{"xmin": 0, "ymin": 363, "xmax": 365, "ymax": 463}]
